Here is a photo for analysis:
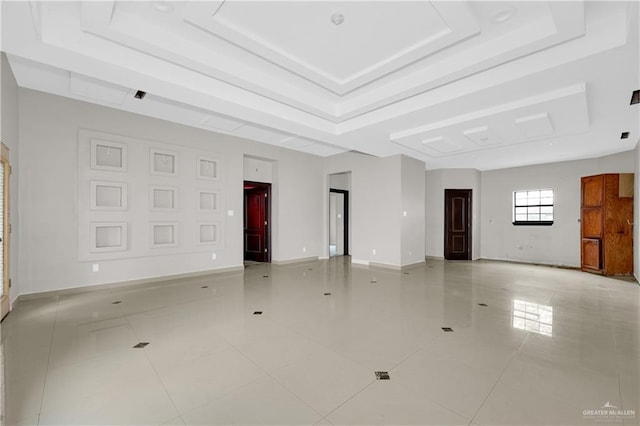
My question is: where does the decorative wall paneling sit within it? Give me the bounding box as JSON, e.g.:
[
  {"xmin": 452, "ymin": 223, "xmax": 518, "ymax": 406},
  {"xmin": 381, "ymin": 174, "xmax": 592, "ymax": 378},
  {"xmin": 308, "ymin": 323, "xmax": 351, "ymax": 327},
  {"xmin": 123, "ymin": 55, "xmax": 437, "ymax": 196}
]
[{"xmin": 78, "ymin": 129, "xmax": 225, "ymax": 261}]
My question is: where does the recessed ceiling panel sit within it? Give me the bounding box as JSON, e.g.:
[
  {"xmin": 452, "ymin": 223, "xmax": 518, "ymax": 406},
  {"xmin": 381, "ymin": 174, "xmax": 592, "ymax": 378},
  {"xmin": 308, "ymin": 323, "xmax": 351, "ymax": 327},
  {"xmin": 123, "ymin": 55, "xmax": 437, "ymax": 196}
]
[
  {"xmin": 421, "ymin": 136, "xmax": 462, "ymax": 154},
  {"xmin": 184, "ymin": 1, "xmax": 480, "ymax": 93},
  {"xmin": 463, "ymin": 126, "xmax": 503, "ymax": 146},
  {"xmin": 211, "ymin": 1, "xmax": 448, "ymax": 82},
  {"xmin": 280, "ymin": 137, "xmax": 315, "ymax": 149},
  {"xmin": 301, "ymin": 143, "xmax": 348, "ymax": 157},
  {"xmin": 391, "ymin": 83, "xmax": 590, "ymax": 159},
  {"xmin": 515, "ymin": 112, "xmax": 554, "ymax": 139}
]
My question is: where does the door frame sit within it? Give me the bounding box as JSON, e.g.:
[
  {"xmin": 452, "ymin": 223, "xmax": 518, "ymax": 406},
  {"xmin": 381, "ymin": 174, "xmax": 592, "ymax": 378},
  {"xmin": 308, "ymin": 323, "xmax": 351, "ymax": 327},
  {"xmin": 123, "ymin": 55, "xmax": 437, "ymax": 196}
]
[
  {"xmin": 243, "ymin": 181, "xmax": 271, "ymax": 263},
  {"xmin": 444, "ymin": 188, "xmax": 472, "ymax": 260},
  {"xmin": 1, "ymin": 143, "xmax": 10, "ymax": 320},
  {"xmin": 329, "ymin": 188, "xmax": 349, "ymax": 256}
]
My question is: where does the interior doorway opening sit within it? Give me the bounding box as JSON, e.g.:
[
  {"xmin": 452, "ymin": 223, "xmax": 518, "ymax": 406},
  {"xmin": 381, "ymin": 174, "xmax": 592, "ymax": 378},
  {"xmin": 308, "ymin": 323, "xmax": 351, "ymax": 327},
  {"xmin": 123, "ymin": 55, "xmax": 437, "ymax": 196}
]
[
  {"xmin": 244, "ymin": 181, "xmax": 271, "ymax": 263},
  {"xmin": 329, "ymin": 189, "xmax": 349, "ymax": 256},
  {"xmin": 329, "ymin": 172, "xmax": 351, "ymax": 258}
]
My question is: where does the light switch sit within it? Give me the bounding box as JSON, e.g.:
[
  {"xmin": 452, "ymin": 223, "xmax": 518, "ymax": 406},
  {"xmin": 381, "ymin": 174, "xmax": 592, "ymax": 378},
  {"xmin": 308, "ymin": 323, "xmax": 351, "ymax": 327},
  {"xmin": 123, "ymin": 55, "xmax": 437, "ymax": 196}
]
[{"xmin": 227, "ymin": 210, "xmax": 234, "ymax": 216}]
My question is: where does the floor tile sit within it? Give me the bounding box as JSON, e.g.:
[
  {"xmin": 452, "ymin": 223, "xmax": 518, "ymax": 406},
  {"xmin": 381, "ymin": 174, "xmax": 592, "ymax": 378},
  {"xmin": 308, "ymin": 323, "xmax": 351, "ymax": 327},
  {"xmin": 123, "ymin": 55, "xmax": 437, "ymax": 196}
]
[
  {"xmin": 38, "ymin": 375, "xmax": 178, "ymax": 425},
  {"xmin": 473, "ymin": 353, "xmax": 622, "ymax": 425},
  {"xmin": 156, "ymin": 347, "xmax": 268, "ymax": 415},
  {"xmin": 326, "ymin": 379, "xmax": 470, "ymax": 425},
  {"xmin": 392, "ymin": 342, "xmax": 508, "ymax": 419},
  {"xmin": 271, "ymin": 347, "xmax": 375, "ymax": 416},
  {"xmin": 181, "ymin": 376, "xmax": 322, "ymax": 425}
]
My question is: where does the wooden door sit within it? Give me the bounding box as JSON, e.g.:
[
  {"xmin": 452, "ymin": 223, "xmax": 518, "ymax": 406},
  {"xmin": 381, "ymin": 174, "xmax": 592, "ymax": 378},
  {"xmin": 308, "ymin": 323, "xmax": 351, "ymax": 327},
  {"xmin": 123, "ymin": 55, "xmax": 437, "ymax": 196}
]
[
  {"xmin": 444, "ymin": 189, "xmax": 472, "ymax": 260},
  {"xmin": 244, "ymin": 182, "xmax": 270, "ymax": 262}
]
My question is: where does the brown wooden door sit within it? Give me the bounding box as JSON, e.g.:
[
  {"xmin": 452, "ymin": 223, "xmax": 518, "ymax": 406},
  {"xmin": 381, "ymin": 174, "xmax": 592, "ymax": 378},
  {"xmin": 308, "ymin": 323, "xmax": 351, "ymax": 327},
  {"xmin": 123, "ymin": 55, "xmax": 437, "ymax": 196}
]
[
  {"xmin": 244, "ymin": 182, "xmax": 270, "ymax": 262},
  {"xmin": 444, "ymin": 189, "xmax": 472, "ymax": 260},
  {"xmin": 580, "ymin": 175, "xmax": 604, "ymax": 273}
]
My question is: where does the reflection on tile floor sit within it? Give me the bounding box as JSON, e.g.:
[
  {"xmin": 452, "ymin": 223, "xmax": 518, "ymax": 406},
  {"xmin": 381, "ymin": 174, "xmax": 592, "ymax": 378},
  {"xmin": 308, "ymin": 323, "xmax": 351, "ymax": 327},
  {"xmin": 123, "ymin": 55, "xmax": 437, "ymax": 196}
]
[{"xmin": 2, "ymin": 258, "xmax": 639, "ymax": 425}]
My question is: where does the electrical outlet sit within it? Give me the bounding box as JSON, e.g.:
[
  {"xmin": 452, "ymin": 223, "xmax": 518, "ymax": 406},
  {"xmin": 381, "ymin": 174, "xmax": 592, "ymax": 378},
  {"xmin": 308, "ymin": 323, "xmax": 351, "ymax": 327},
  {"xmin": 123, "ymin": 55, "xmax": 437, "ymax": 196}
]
[
  {"xmin": 227, "ymin": 210, "xmax": 234, "ymax": 216},
  {"xmin": 372, "ymin": 249, "xmax": 376, "ymax": 255},
  {"xmin": 302, "ymin": 247, "xmax": 306, "ymax": 253},
  {"xmin": 403, "ymin": 211, "xmax": 407, "ymax": 217},
  {"xmin": 211, "ymin": 253, "xmax": 217, "ymax": 260},
  {"xmin": 92, "ymin": 264, "xmax": 99, "ymax": 272}
]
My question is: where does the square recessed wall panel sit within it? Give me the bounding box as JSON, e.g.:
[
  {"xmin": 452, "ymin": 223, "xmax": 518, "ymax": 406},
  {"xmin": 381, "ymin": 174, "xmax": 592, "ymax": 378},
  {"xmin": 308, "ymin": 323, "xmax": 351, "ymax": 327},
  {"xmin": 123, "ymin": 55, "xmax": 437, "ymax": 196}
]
[
  {"xmin": 91, "ymin": 181, "xmax": 127, "ymax": 210},
  {"xmin": 198, "ymin": 191, "xmax": 218, "ymax": 211},
  {"xmin": 198, "ymin": 223, "xmax": 218, "ymax": 245},
  {"xmin": 150, "ymin": 186, "xmax": 178, "ymax": 210},
  {"xmin": 150, "ymin": 223, "xmax": 178, "ymax": 248},
  {"xmin": 91, "ymin": 140, "xmax": 127, "ymax": 172},
  {"xmin": 90, "ymin": 222, "xmax": 127, "ymax": 252},
  {"xmin": 197, "ymin": 156, "xmax": 219, "ymax": 180},
  {"xmin": 150, "ymin": 149, "xmax": 179, "ymax": 176}
]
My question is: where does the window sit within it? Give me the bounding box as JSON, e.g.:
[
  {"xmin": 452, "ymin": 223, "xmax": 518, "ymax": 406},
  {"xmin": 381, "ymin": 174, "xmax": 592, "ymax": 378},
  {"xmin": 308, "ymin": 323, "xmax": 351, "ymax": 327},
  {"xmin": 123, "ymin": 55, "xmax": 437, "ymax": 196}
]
[{"xmin": 513, "ymin": 189, "xmax": 553, "ymax": 225}]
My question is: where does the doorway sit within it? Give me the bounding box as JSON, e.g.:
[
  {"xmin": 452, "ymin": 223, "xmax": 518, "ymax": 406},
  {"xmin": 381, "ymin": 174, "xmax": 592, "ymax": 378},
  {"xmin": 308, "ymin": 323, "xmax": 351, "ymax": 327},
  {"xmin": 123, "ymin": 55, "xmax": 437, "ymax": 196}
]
[
  {"xmin": 444, "ymin": 189, "xmax": 472, "ymax": 260},
  {"xmin": 329, "ymin": 189, "xmax": 349, "ymax": 256},
  {"xmin": 244, "ymin": 181, "xmax": 271, "ymax": 262}
]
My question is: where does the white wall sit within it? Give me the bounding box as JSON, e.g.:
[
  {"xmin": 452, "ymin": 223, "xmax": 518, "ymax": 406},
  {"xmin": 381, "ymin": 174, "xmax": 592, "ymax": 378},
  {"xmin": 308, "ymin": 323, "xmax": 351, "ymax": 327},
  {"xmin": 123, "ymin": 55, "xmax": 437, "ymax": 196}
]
[
  {"xmin": 0, "ymin": 53, "xmax": 19, "ymax": 303},
  {"xmin": 329, "ymin": 172, "xmax": 350, "ymax": 190},
  {"xmin": 243, "ymin": 156, "xmax": 273, "ymax": 183},
  {"xmin": 324, "ymin": 152, "xmax": 402, "ymax": 266},
  {"xmin": 425, "ymin": 168, "xmax": 481, "ymax": 259},
  {"xmin": 481, "ymin": 152, "xmax": 634, "ymax": 267},
  {"xmin": 324, "ymin": 153, "xmax": 425, "ymax": 267},
  {"xmin": 401, "ymin": 155, "xmax": 426, "ymax": 266},
  {"xmin": 18, "ymin": 89, "xmax": 325, "ymax": 295}
]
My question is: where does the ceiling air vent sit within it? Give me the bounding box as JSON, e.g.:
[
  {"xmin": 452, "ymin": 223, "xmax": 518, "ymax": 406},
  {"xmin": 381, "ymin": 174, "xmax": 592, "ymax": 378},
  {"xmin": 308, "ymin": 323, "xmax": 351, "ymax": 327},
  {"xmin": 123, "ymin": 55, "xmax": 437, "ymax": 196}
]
[
  {"xmin": 630, "ymin": 90, "xmax": 640, "ymax": 105},
  {"xmin": 134, "ymin": 90, "xmax": 147, "ymax": 100}
]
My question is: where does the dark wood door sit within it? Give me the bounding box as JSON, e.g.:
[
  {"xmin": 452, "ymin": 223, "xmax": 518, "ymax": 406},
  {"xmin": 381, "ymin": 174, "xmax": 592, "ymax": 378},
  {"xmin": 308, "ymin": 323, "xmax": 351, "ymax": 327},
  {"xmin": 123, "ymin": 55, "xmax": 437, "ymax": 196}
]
[
  {"xmin": 444, "ymin": 189, "xmax": 472, "ymax": 260},
  {"xmin": 244, "ymin": 182, "xmax": 270, "ymax": 262}
]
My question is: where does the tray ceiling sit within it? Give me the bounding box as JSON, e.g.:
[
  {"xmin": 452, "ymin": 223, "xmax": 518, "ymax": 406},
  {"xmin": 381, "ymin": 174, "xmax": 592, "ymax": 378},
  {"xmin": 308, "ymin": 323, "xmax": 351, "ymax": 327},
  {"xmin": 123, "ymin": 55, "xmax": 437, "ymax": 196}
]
[{"xmin": 2, "ymin": 1, "xmax": 639, "ymax": 170}]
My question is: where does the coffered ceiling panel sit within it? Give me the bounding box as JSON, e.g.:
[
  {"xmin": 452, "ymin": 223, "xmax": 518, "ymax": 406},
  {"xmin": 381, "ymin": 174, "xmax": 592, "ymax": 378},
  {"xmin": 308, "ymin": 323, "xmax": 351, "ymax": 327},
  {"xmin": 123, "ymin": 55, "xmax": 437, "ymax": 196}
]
[{"xmin": 391, "ymin": 83, "xmax": 590, "ymax": 158}]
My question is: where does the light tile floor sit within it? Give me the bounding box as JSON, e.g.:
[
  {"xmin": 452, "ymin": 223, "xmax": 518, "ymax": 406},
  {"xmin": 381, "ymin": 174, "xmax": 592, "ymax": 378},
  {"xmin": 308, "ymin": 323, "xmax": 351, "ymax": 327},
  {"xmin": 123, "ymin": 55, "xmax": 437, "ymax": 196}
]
[{"xmin": 2, "ymin": 258, "xmax": 639, "ymax": 425}]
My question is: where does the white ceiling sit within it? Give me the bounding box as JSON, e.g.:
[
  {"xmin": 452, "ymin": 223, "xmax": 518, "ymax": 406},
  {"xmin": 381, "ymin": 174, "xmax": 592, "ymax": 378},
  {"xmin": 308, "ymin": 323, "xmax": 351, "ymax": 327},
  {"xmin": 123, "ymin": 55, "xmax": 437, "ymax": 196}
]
[{"xmin": 2, "ymin": 1, "xmax": 639, "ymax": 170}]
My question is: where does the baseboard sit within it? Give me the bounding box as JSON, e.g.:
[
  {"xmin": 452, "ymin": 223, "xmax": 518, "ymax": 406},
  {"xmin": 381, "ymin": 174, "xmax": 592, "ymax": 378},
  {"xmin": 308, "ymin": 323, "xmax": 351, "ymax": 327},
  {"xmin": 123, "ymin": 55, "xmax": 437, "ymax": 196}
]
[
  {"xmin": 13, "ymin": 265, "xmax": 245, "ymax": 303},
  {"xmin": 369, "ymin": 262, "xmax": 401, "ymax": 270},
  {"xmin": 271, "ymin": 256, "xmax": 318, "ymax": 265},
  {"xmin": 425, "ymin": 255, "xmax": 445, "ymax": 260},
  {"xmin": 350, "ymin": 258, "xmax": 370, "ymax": 266},
  {"xmin": 401, "ymin": 260, "xmax": 426, "ymax": 269},
  {"xmin": 479, "ymin": 257, "xmax": 579, "ymax": 270}
]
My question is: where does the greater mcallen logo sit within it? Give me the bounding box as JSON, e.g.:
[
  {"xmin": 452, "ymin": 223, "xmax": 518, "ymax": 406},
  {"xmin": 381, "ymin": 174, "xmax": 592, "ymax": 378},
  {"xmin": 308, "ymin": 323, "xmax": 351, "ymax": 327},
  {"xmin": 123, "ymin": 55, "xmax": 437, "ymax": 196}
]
[{"xmin": 583, "ymin": 402, "xmax": 636, "ymax": 422}]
